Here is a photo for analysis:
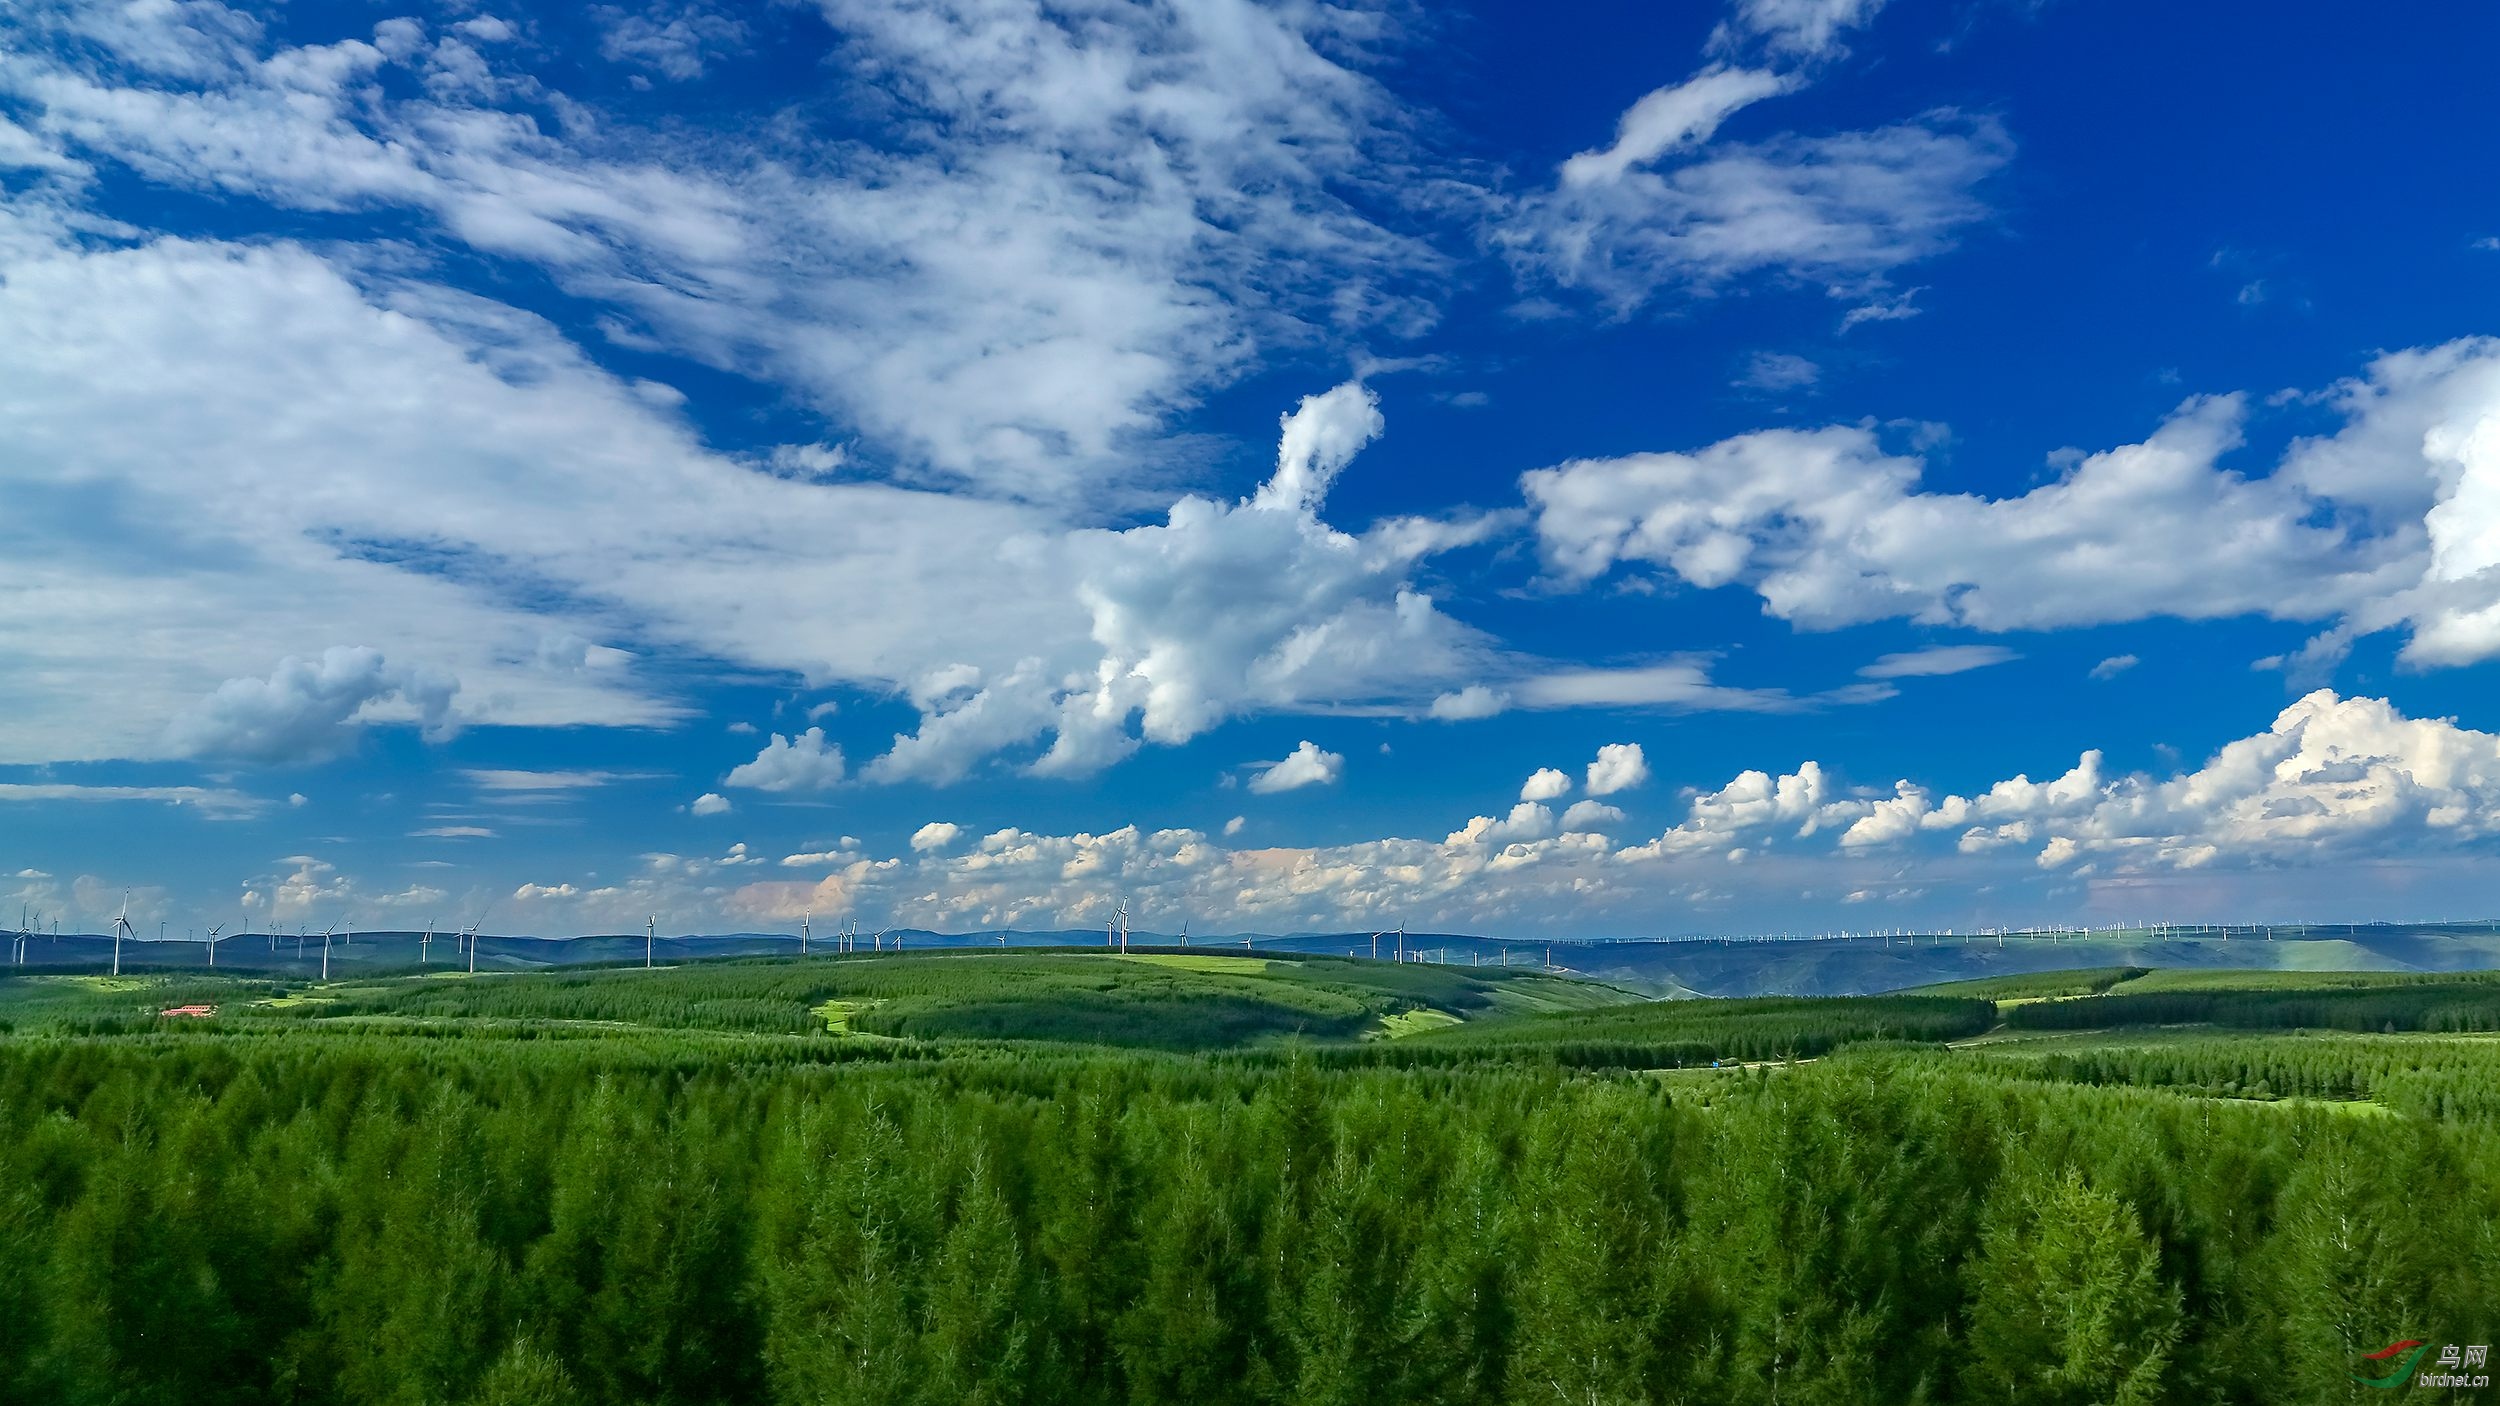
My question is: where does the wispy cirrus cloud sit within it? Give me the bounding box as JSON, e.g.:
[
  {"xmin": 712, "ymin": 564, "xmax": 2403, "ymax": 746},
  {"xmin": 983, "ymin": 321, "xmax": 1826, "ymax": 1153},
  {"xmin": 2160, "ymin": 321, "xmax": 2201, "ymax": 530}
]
[
  {"xmin": 0, "ymin": 782, "xmax": 262, "ymax": 817},
  {"xmin": 461, "ymin": 769, "xmax": 659, "ymax": 792},
  {"xmin": 1858, "ymin": 645, "xmax": 2018, "ymax": 679},
  {"xmin": 1494, "ymin": 0, "xmax": 2001, "ymax": 322},
  {"xmin": 1, "ymin": 0, "xmax": 1448, "ymax": 505}
]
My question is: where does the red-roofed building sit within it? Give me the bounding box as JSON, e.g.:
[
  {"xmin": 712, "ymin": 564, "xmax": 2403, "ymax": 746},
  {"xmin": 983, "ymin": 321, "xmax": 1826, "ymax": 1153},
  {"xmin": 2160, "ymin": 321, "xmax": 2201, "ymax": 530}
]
[{"xmin": 159, "ymin": 1005, "xmax": 218, "ymax": 1019}]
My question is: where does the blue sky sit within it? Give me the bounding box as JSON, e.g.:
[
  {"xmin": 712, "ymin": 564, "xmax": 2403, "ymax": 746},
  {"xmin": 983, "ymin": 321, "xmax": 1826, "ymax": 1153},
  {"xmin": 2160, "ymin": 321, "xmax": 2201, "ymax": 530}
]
[{"xmin": 6, "ymin": 0, "xmax": 2500, "ymax": 939}]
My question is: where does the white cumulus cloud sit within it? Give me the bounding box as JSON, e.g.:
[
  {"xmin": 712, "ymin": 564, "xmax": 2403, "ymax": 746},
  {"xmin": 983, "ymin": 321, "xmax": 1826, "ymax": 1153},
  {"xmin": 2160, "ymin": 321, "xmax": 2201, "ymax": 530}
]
[
  {"xmin": 1560, "ymin": 799, "xmax": 1626, "ymax": 831},
  {"xmin": 724, "ymin": 728, "xmax": 847, "ymax": 793},
  {"xmin": 1520, "ymin": 767, "xmax": 1573, "ymax": 802},
  {"xmin": 1587, "ymin": 742, "xmax": 1651, "ymax": 796},
  {"xmin": 1429, "ymin": 685, "xmax": 1511, "ymax": 721},
  {"xmin": 1524, "ymin": 391, "xmax": 2422, "ymax": 636},
  {"xmin": 1247, "ymin": 740, "xmax": 1344, "ymax": 794}
]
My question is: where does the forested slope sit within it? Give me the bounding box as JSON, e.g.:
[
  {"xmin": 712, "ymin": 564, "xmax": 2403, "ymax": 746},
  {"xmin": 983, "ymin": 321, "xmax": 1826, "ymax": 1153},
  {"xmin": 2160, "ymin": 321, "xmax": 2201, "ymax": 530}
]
[{"xmin": 0, "ymin": 957, "xmax": 2491, "ymax": 1404}]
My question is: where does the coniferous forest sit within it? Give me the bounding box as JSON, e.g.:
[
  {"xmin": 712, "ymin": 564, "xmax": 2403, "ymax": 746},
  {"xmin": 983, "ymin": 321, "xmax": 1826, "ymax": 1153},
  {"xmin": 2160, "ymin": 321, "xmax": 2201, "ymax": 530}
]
[{"xmin": 1, "ymin": 952, "xmax": 2494, "ymax": 1405}]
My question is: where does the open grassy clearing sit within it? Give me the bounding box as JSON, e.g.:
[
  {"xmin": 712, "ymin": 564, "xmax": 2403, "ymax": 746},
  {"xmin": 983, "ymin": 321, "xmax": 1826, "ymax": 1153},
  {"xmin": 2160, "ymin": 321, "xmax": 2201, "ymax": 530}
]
[{"xmin": 1371, "ymin": 1008, "xmax": 1461, "ymax": 1038}]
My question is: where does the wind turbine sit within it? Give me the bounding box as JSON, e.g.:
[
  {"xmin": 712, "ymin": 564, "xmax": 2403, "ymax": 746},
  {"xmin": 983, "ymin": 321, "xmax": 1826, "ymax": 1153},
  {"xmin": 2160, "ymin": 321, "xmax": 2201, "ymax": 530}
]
[
  {"xmin": 1116, "ymin": 902, "xmax": 1129, "ymax": 955},
  {"xmin": 112, "ymin": 895, "xmax": 134, "ymax": 977},
  {"xmin": 204, "ymin": 922, "xmax": 224, "ymax": 968},
  {"xmin": 801, "ymin": 911, "xmax": 811, "ymax": 956},
  {"xmin": 457, "ymin": 894, "xmax": 496, "ymax": 974},
  {"xmin": 421, "ymin": 920, "xmax": 434, "ymax": 966},
  {"xmin": 320, "ymin": 920, "xmax": 338, "ymax": 982},
  {"xmin": 1178, "ymin": 919, "xmax": 1188, "ymax": 948},
  {"xmin": 13, "ymin": 905, "xmax": 30, "ymax": 967},
  {"xmin": 645, "ymin": 915, "xmax": 656, "ymax": 969},
  {"xmin": 872, "ymin": 927, "xmax": 889, "ymax": 953}
]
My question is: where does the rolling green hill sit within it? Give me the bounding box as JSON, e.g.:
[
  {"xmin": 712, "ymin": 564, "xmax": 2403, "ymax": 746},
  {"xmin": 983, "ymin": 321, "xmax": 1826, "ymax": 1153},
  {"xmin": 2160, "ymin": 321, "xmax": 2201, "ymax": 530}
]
[
  {"xmin": 0, "ymin": 948, "xmax": 1635, "ymax": 1052},
  {"xmin": 1558, "ymin": 924, "xmax": 2500, "ymax": 997}
]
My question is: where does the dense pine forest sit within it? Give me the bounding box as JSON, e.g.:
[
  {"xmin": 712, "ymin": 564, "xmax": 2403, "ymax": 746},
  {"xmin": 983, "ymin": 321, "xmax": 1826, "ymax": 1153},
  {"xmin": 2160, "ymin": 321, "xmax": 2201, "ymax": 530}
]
[{"xmin": 1, "ymin": 952, "xmax": 2493, "ymax": 1404}]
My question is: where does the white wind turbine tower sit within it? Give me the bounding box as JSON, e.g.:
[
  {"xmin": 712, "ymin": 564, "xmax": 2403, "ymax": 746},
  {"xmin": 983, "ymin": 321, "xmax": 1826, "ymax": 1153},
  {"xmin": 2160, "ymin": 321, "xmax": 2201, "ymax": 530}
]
[
  {"xmin": 1116, "ymin": 902, "xmax": 1130, "ymax": 955},
  {"xmin": 421, "ymin": 920, "xmax": 434, "ymax": 966},
  {"xmin": 204, "ymin": 922, "xmax": 224, "ymax": 968},
  {"xmin": 466, "ymin": 921, "xmax": 480, "ymax": 974},
  {"xmin": 801, "ymin": 911, "xmax": 811, "ymax": 956},
  {"xmin": 320, "ymin": 920, "xmax": 338, "ymax": 981},
  {"xmin": 1178, "ymin": 919, "xmax": 1188, "ymax": 948},
  {"xmin": 112, "ymin": 894, "xmax": 135, "ymax": 978},
  {"xmin": 13, "ymin": 905, "xmax": 31, "ymax": 967},
  {"xmin": 645, "ymin": 915, "xmax": 656, "ymax": 969}
]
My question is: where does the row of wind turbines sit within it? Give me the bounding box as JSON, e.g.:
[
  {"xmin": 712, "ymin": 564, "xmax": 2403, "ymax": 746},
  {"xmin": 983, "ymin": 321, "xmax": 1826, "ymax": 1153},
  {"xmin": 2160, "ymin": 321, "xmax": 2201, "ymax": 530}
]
[
  {"xmin": 5, "ymin": 896, "xmax": 498, "ymax": 980},
  {"xmin": 12, "ymin": 899, "xmax": 1566, "ymax": 978},
  {"xmin": 1085, "ymin": 906, "xmax": 1559, "ymax": 970}
]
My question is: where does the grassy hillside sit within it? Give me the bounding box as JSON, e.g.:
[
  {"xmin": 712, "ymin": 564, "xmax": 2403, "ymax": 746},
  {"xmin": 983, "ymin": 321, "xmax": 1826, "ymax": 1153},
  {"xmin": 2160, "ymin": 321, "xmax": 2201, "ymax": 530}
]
[
  {"xmin": 1906, "ymin": 966, "xmax": 2150, "ymax": 1002},
  {"xmin": 0, "ymin": 949, "xmax": 1633, "ymax": 1052},
  {"xmin": 1375, "ymin": 992, "xmax": 1997, "ymax": 1067},
  {"xmin": 1561, "ymin": 926, "xmax": 2500, "ymax": 997}
]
